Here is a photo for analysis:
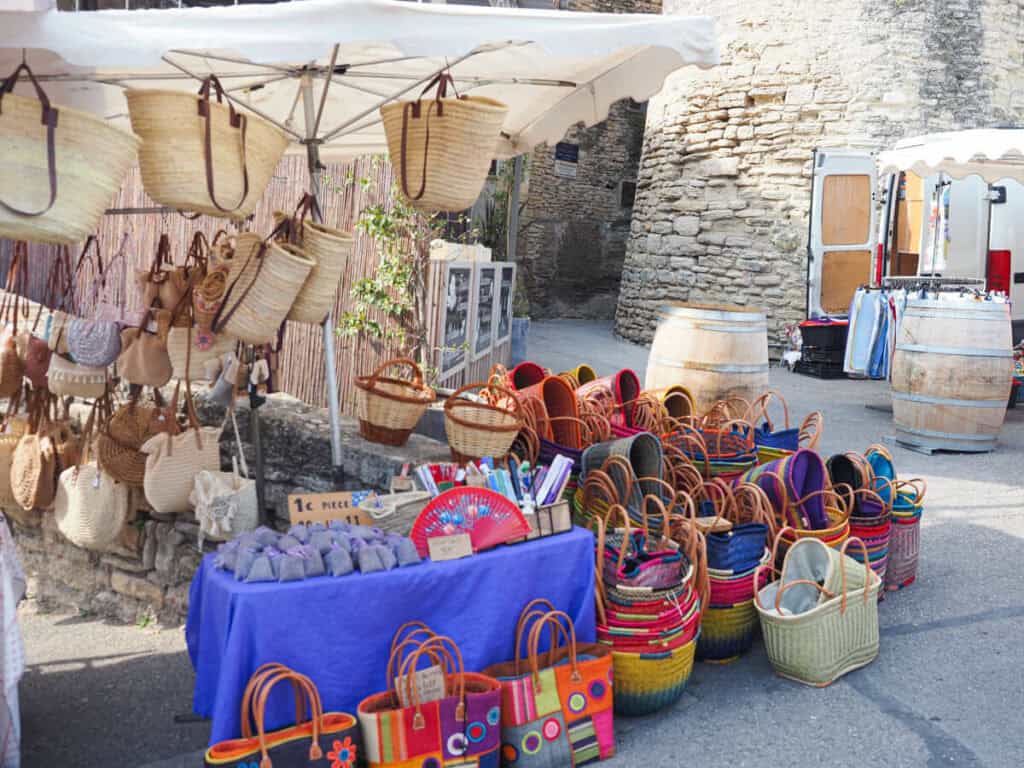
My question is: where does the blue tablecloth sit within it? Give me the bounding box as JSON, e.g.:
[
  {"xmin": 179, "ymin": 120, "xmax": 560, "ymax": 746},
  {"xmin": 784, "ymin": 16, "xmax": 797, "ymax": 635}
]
[{"xmin": 186, "ymin": 527, "xmax": 596, "ymax": 745}]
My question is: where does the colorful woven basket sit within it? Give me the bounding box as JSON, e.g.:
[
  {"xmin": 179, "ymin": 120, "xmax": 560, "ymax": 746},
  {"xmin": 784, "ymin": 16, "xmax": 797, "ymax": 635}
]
[
  {"xmin": 885, "ymin": 478, "xmax": 925, "ymax": 590},
  {"xmin": 609, "ymin": 634, "xmax": 699, "ymax": 715},
  {"xmin": 697, "ymin": 600, "xmax": 758, "ymax": 663}
]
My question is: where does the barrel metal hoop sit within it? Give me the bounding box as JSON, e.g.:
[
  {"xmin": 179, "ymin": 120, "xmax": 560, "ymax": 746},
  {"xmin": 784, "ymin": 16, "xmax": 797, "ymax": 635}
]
[
  {"xmin": 904, "ymin": 309, "xmax": 1010, "ymax": 322},
  {"xmin": 891, "ymin": 391, "xmax": 1009, "ymax": 409},
  {"xmin": 895, "ymin": 343, "xmax": 1013, "ymax": 358},
  {"xmin": 649, "ymin": 357, "xmax": 770, "ymax": 374},
  {"xmin": 895, "ymin": 425, "xmax": 999, "ymax": 443},
  {"xmin": 660, "ymin": 318, "xmax": 768, "ymax": 333}
]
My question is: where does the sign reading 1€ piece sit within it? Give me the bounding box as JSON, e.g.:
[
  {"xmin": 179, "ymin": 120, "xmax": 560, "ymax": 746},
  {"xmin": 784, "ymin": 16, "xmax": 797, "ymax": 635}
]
[{"xmin": 288, "ymin": 490, "xmax": 373, "ymax": 525}]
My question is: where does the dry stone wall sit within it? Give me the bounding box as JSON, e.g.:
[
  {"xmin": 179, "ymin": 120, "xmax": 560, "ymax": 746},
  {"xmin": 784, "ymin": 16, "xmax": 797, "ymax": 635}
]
[{"xmin": 615, "ymin": 0, "xmax": 1024, "ymax": 348}]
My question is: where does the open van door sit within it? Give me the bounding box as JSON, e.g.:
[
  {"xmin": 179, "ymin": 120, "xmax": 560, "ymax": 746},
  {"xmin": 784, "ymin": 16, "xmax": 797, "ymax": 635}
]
[{"xmin": 807, "ymin": 149, "xmax": 877, "ymax": 317}]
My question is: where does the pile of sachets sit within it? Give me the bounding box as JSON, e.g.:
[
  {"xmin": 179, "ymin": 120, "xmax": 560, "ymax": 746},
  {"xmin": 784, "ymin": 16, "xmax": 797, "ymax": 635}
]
[{"xmin": 214, "ymin": 522, "xmax": 423, "ymax": 583}]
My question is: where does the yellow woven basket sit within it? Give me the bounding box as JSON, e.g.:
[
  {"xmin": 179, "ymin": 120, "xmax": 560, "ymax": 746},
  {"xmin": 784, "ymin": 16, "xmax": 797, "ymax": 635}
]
[
  {"xmin": 0, "ymin": 88, "xmax": 139, "ymax": 244},
  {"xmin": 611, "ymin": 634, "xmax": 698, "ymax": 716},
  {"xmin": 381, "ymin": 89, "xmax": 508, "ymax": 213},
  {"xmin": 126, "ymin": 83, "xmax": 288, "ymax": 219}
]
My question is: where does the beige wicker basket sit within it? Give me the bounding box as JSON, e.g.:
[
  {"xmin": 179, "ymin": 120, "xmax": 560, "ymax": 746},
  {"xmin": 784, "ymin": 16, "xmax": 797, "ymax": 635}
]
[
  {"xmin": 381, "ymin": 81, "xmax": 508, "ymax": 213},
  {"xmin": 216, "ymin": 233, "xmax": 315, "ymax": 345},
  {"xmin": 355, "ymin": 358, "xmax": 435, "ymax": 447},
  {"xmin": 0, "ymin": 77, "xmax": 140, "ymax": 244},
  {"xmin": 125, "ymin": 78, "xmax": 288, "ymax": 219},
  {"xmin": 167, "ymin": 326, "xmax": 235, "ymax": 382},
  {"xmin": 444, "ymin": 382, "xmax": 523, "ymax": 462},
  {"xmin": 279, "ymin": 215, "xmax": 354, "ymax": 325}
]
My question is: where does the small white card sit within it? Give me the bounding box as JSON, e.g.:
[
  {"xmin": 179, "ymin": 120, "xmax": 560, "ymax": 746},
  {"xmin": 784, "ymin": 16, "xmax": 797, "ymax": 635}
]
[
  {"xmin": 395, "ymin": 664, "xmax": 446, "ymax": 707},
  {"xmin": 428, "ymin": 533, "xmax": 473, "ymax": 561}
]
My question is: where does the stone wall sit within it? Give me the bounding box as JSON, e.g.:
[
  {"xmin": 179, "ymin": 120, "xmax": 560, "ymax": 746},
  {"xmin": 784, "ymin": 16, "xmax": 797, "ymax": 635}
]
[
  {"xmin": 515, "ymin": 0, "xmax": 661, "ymax": 320},
  {"xmin": 15, "ymin": 395, "xmax": 448, "ymax": 625},
  {"xmin": 615, "ymin": 0, "xmax": 1024, "ymax": 348}
]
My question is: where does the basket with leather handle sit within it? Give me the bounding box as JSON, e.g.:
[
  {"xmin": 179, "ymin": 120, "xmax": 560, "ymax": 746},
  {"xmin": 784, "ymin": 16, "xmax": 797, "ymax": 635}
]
[
  {"xmin": 0, "ymin": 242, "xmax": 29, "ymax": 397},
  {"xmin": 213, "ymin": 231, "xmax": 314, "ymax": 345},
  {"xmin": 380, "ymin": 72, "xmax": 508, "ymax": 213},
  {"xmin": 443, "ymin": 381, "xmax": 523, "ymax": 463},
  {"xmin": 23, "ymin": 244, "xmax": 73, "ymax": 390},
  {"xmin": 67, "ymin": 237, "xmax": 123, "ymax": 367},
  {"xmin": 355, "ymin": 357, "xmax": 435, "ymax": 447},
  {"xmin": 0, "ymin": 61, "xmax": 140, "ymax": 245},
  {"xmin": 96, "ymin": 392, "xmax": 180, "ymax": 487},
  {"xmin": 0, "ymin": 390, "xmax": 26, "ymax": 512},
  {"xmin": 10, "ymin": 392, "xmax": 57, "ymax": 513},
  {"xmin": 54, "ymin": 399, "xmax": 130, "ymax": 551},
  {"xmin": 274, "ymin": 194, "xmax": 354, "ymax": 325},
  {"xmin": 126, "ymin": 76, "xmax": 288, "ymax": 219},
  {"xmin": 137, "ymin": 234, "xmax": 190, "ymax": 328}
]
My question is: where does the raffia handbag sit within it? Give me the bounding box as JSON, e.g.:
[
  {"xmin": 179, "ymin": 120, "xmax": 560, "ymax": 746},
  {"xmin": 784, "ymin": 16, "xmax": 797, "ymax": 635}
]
[
  {"xmin": 126, "ymin": 76, "xmax": 288, "ymax": 219},
  {"xmin": 190, "ymin": 410, "xmax": 256, "ymax": 547},
  {"xmin": 167, "ymin": 320, "xmax": 234, "ymax": 382},
  {"xmin": 0, "ymin": 244, "xmax": 28, "ymax": 398},
  {"xmin": 141, "ymin": 386, "xmax": 221, "ymax": 515},
  {"xmin": 118, "ymin": 308, "xmax": 174, "ymax": 388},
  {"xmin": 97, "ymin": 394, "xmax": 180, "ymax": 487},
  {"xmin": 274, "ymin": 194, "xmax": 354, "ymax": 324},
  {"xmin": 214, "ymin": 232, "xmax": 315, "ymax": 344},
  {"xmin": 137, "ymin": 235, "xmax": 190, "ymax": 322},
  {"xmin": 380, "ymin": 72, "xmax": 508, "ymax": 213},
  {"xmin": 10, "ymin": 396, "xmax": 57, "ymax": 512},
  {"xmin": 355, "ymin": 358, "xmax": 434, "ymax": 447},
  {"xmin": 0, "ymin": 61, "xmax": 140, "ymax": 245},
  {"xmin": 47, "ymin": 354, "xmax": 107, "ymax": 399}
]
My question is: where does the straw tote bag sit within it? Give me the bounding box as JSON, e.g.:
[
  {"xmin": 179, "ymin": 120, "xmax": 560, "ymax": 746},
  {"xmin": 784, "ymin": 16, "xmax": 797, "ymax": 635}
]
[
  {"xmin": 67, "ymin": 239, "xmax": 123, "ymax": 368},
  {"xmin": 274, "ymin": 194, "xmax": 354, "ymax": 325},
  {"xmin": 54, "ymin": 404, "xmax": 129, "ymax": 551},
  {"xmin": 141, "ymin": 386, "xmax": 221, "ymax": 515},
  {"xmin": 381, "ymin": 72, "xmax": 508, "ymax": 213},
  {"xmin": 10, "ymin": 397, "xmax": 57, "ymax": 512},
  {"xmin": 126, "ymin": 76, "xmax": 288, "ymax": 219},
  {"xmin": 214, "ymin": 232, "xmax": 315, "ymax": 345},
  {"xmin": 0, "ymin": 244, "xmax": 29, "ymax": 398},
  {"xmin": 0, "ymin": 62, "xmax": 140, "ymax": 245},
  {"xmin": 190, "ymin": 410, "xmax": 256, "ymax": 547},
  {"xmin": 97, "ymin": 393, "xmax": 180, "ymax": 487}
]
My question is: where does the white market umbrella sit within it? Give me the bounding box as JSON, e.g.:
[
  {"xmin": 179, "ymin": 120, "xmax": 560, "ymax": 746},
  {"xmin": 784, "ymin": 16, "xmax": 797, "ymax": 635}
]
[
  {"xmin": 0, "ymin": 0, "xmax": 720, "ymax": 465},
  {"xmin": 878, "ymin": 128, "xmax": 1024, "ymax": 183}
]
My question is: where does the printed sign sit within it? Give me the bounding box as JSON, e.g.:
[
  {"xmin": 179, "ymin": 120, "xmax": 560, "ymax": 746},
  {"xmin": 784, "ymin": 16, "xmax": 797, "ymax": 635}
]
[
  {"xmin": 288, "ymin": 490, "xmax": 373, "ymax": 525},
  {"xmin": 472, "ymin": 263, "xmax": 496, "ymax": 360},
  {"xmin": 554, "ymin": 141, "xmax": 579, "ymax": 179},
  {"xmin": 427, "ymin": 533, "xmax": 474, "ymax": 561},
  {"xmin": 494, "ymin": 263, "xmax": 516, "ymax": 344},
  {"xmin": 439, "ymin": 261, "xmax": 474, "ymax": 381}
]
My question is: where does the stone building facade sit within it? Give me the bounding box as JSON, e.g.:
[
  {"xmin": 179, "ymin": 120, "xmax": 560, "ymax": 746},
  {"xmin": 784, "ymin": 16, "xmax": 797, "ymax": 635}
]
[
  {"xmin": 515, "ymin": 0, "xmax": 661, "ymax": 319},
  {"xmin": 615, "ymin": 0, "xmax": 1024, "ymax": 347}
]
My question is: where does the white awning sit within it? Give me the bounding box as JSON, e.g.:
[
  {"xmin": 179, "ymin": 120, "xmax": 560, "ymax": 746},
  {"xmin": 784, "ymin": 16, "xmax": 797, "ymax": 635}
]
[
  {"xmin": 878, "ymin": 129, "xmax": 1024, "ymax": 184},
  {"xmin": 0, "ymin": 0, "xmax": 719, "ymax": 159}
]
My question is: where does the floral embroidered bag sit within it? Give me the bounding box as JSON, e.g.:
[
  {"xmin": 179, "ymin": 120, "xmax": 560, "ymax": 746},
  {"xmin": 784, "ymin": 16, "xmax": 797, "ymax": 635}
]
[{"xmin": 204, "ymin": 662, "xmax": 364, "ymax": 768}]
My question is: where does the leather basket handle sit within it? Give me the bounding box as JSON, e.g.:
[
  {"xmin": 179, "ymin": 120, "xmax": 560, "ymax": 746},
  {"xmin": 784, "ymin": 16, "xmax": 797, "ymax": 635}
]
[
  {"xmin": 196, "ymin": 75, "xmax": 249, "ymax": 214},
  {"xmin": 0, "ymin": 61, "xmax": 58, "ymax": 217}
]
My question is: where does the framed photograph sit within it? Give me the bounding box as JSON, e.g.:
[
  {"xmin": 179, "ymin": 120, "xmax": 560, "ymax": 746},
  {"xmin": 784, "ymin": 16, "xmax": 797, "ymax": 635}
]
[
  {"xmin": 494, "ymin": 263, "xmax": 516, "ymax": 345},
  {"xmin": 438, "ymin": 261, "xmax": 474, "ymax": 381},
  {"xmin": 471, "ymin": 263, "xmax": 497, "ymax": 361}
]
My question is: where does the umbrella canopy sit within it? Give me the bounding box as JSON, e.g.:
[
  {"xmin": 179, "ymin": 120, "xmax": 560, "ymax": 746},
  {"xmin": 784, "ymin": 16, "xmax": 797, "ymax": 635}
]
[
  {"xmin": 878, "ymin": 128, "xmax": 1024, "ymax": 184},
  {"xmin": 0, "ymin": 0, "xmax": 719, "ymax": 159}
]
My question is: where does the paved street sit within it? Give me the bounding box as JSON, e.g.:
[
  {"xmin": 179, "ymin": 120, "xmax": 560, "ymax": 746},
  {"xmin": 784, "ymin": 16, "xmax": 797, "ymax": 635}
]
[{"xmin": 17, "ymin": 319, "xmax": 1024, "ymax": 768}]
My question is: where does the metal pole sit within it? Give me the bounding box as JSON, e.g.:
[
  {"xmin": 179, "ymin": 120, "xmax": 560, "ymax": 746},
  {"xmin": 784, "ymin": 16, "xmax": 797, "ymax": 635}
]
[
  {"xmin": 301, "ymin": 75, "xmax": 344, "ymax": 466},
  {"xmin": 506, "ymin": 155, "xmax": 524, "ymax": 261}
]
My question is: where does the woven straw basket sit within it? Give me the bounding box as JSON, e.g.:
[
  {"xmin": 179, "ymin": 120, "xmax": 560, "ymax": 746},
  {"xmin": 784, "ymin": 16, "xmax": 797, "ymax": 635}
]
[
  {"xmin": 0, "ymin": 433, "xmax": 21, "ymax": 509},
  {"xmin": 141, "ymin": 426, "xmax": 222, "ymax": 515},
  {"xmin": 276, "ymin": 215, "xmax": 354, "ymax": 325},
  {"xmin": 444, "ymin": 382, "xmax": 523, "ymax": 463},
  {"xmin": 47, "ymin": 355, "xmax": 107, "ymax": 399},
  {"xmin": 355, "ymin": 358, "xmax": 434, "ymax": 447},
  {"xmin": 217, "ymin": 233, "xmax": 315, "ymax": 344},
  {"xmin": 697, "ymin": 600, "xmax": 759, "ymax": 663},
  {"xmin": 611, "ymin": 634, "xmax": 699, "ymax": 716},
  {"xmin": 54, "ymin": 463, "xmax": 129, "ymax": 551},
  {"xmin": 125, "ymin": 85, "xmax": 288, "ymax": 219},
  {"xmin": 381, "ymin": 90, "xmax": 508, "ymax": 213},
  {"xmin": 0, "ymin": 94, "xmax": 139, "ymax": 245},
  {"xmin": 756, "ymin": 538, "xmax": 880, "ymax": 687}
]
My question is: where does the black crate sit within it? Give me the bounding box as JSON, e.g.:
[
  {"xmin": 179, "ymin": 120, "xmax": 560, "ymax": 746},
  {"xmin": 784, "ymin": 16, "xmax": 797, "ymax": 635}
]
[
  {"xmin": 794, "ymin": 360, "xmax": 847, "ymax": 380},
  {"xmin": 801, "ymin": 346, "xmax": 845, "ymax": 365},
  {"xmin": 800, "ymin": 323, "xmax": 849, "ymax": 350}
]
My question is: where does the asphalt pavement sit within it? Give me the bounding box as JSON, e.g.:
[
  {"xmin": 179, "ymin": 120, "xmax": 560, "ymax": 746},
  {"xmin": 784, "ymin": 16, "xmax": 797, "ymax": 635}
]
[{"xmin": 17, "ymin": 319, "xmax": 1024, "ymax": 768}]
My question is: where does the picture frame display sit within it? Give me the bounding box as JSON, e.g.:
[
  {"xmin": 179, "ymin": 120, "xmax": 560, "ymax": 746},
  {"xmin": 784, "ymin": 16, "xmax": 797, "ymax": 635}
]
[
  {"xmin": 471, "ymin": 263, "xmax": 497, "ymax": 360},
  {"xmin": 494, "ymin": 263, "xmax": 516, "ymax": 345},
  {"xmin": 438, "ymin": 261, "xmax": 474, "ymax": 381}
]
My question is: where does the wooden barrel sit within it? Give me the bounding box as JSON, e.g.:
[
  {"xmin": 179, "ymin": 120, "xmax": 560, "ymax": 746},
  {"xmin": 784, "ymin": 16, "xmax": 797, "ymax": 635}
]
[
  {"xmin": 891, "ymin": 298, "xmax": 1013, "ymax": 452},
  {"xmin": 645, "ymin": 303, "xmax": 769, "ymax": 414}
]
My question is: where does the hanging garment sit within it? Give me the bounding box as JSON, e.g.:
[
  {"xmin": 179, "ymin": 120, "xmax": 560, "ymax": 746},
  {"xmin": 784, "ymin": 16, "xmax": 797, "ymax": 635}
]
[
  {"xmin": 845, "ymin": 289, "xmax": 879, "ymax": 375},
  {"xmin": 0, "ymin": 517, "xmax": 24, "ymax": 768}
]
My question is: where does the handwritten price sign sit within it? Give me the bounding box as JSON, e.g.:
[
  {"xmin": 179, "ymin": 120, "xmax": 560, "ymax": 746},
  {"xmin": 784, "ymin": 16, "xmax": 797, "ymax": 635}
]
[{"xmin": 288, "ymin": 490, "xmax": 374, "ymax": 525}]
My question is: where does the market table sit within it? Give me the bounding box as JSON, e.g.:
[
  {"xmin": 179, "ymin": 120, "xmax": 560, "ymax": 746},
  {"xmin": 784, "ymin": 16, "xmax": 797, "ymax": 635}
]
[{"xmin": 186, "ymin": 526, "xmax": 596, "ymax": 744}]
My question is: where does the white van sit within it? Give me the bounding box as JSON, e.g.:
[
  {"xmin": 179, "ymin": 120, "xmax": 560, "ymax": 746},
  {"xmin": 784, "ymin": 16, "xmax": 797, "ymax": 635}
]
[{"xmin": 806, "ymin": 148, "xmax": 1023, "ymax": 342}]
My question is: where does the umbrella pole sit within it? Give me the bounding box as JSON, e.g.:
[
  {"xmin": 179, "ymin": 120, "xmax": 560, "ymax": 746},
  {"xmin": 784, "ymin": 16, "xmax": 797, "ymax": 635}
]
[{"xmin": 301, "ymin": 75, "xmax": 344, "ymax": 466}]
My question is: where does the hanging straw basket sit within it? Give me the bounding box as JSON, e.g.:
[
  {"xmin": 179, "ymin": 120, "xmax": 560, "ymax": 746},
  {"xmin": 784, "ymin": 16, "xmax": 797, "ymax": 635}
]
[
  {"xmin": 125, "ymin": 77, "xmax": 288, "ymax": 219},
  {"xmin": 215, "ymin": 233, "xmax": 315, "ymax": 345},
  {"xmin": 0, "ymin": 65, "xmax": 140, "ymax": 245},
  {"xmin": 444, "ymin": 382, "xmax": 523, "ymax": 462},
  {"xmin": 274, "ymin": 210, "xmax": 354, "ymax": 325},
  {"xmin": 166, "ymin": 327, "xmax": 235, "ymax": 382},
  {"xmin": 354, "ymin": 358, "xmax": 435, "ymax": 447},
  {"xmin": 380, "ymin": 74, "xmax": 508, "ymax": 213}
]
